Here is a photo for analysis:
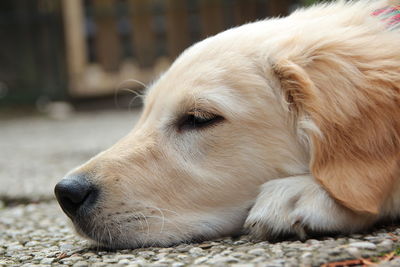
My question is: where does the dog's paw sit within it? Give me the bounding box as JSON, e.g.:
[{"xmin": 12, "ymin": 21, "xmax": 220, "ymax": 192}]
[{"xmin": 244, "ymin": 175, "xmax": 374, "ymax": 241}]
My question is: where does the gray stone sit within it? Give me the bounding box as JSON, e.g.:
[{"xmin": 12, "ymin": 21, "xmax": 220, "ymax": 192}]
[
  {"xmin": 346, "ymin": 247, "xmax": 362, "ymax": 258},
  {"xmin": 301, "ymin": 252, "xmax": 313, "ymax": 258},
  {"xmin": 24, "ymin": 241, "xmax": 39, "ymax": 247},
  {"xmin": 82, "ymin": 252, "xmax": 96, "ymax": 258},
  {"xmin": 231, "ymin": 264, "xmax": 256, "ymax": 267},
  {"xmin": 73, "ymin": 261, "xmax": 89, "ymax": 267},
  {"xmin": 247, "ymin": 248, "xmax": 265, "ymax": 256},
  {"xmin": 116, "ymin": 254, "xmax": 135, "ymax": 260},
  {"xmin": 7, "ymin": 245, "xmax": 24, "ymax": 252},
  {"xmin": 171, "ymin": 263, "xmax": 185, "ymax": 267},
  {"xmin": 154, "ymin": 258, "xmax": 175, "ymax": 264},
  {"xmin": 175, "ymin": 254, "xmax": 189, "ymax": 260},
  {"xmin": 209, "ymin": 256, "xmax": 239, "ymax": 264},
  {"xmin": 118, "ymin": 259, "xmax": 132, "ymax": 265},
  {"xmin": 328, "ymin": 248, "xmax": 342, "ymax": 256},
  {"xmin": 193, "ymin": 256, "xmax": 208, "ymax": 264},
  {"xmin": 68, "ymin": 256, "xmax": 84, "ymax": 262},
  {"xmin": 103, "ymin": 258, "xmax": 119, "ymax": 263},
  {"xmin": 137, "ymin": 251, "xmax": 155, "ymax": 259},
  {"xmin": 19, "ymin": 256, "xmax": 33, "ymax": 261},
  {"xmin": 189, "ymin": 247, "xmax": 204, "ymax": 256},
  {"xmin": 40, "ymin": 258, "xmax": 54, "ymax": 264},
  {"xmin": 378, "ymin": 239, "xmax": 394, "ymax": 251},
  {"xmin": 128, "ymin": 259, "xmax": 147, "ymax": 265},
  {"xmin": 59, "ymin": 244, "xmax": 74, "ymax": 251},
  {"xmin": 175, "ymin": 245, "xmax": 192, "ymax": 253},
  {"xmin": 349, "ymin": 241, "xmax": 377, "ymax": 250}
]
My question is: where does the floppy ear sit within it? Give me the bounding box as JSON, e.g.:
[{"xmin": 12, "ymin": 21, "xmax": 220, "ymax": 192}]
[{"xmin": 272, "ymin": 50, "xmax": 400, "ymax": 215}]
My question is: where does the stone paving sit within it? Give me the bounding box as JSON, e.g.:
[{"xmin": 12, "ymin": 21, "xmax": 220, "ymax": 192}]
[{"xmin": 1, "ymin": 108, "xmax": 400, "ymax": 266}]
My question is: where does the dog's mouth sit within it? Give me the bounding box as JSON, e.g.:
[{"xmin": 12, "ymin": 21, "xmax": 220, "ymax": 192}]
[
  {"xmin": 72, "ymin": 216, "xmax": 191, "ymax": 249},
  {"xmin": 67, "ymin": 206, "xmax": 184, "ymax": 248},
  {"xmin": 72, "ymin": 213, "xmax": 140, "ymax": 249},
  {"xmin": 68, "ymin": 206, "xmax": 249, "ymax": 249}
]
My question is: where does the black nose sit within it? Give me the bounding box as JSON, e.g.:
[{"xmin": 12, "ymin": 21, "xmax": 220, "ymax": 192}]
[{"xmin": 54, "ymin": 174, "xmax": 97, "ymax": 218}]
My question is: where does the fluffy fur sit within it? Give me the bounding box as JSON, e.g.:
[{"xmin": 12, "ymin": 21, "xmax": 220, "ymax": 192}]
[{"xmin": 60, "ymin": 0, "xmax": 400, "ymax": 248}]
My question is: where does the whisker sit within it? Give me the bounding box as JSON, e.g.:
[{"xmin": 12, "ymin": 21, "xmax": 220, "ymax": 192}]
[
  {"xmin": 138, "ymin": 212, "xmax": 150, "ymax": 248},
  {"xmin": 128, "ymin": 94, "xmax": 143, "ymax": 112},
  {"xmin": 151, "ymin": 207, "xmax": 165, "ymax": 234},
  {"xmin": 144, "ymin": 215, "xmax": 186, "ymax": 237},
  {"xmin": 134, "ymin": 213, "xmax": 145, "ymax": 234},
  {"xmin": 114, "ymin": 79, "xmax": 146, "ymax": 110},
  {"xmin": 118, "ymin": 78, "xmax": 147, "ymax": 89},
  {"xmin": 158, "ymin": 207, "xmax": 180, "ymax": 217},
  {"xmin": 144, "ymin": 205, "xmax": 180, "ymax": 217},
  {"xmin": 106, "ymin": 223, "xmax": 113, "ymax": 246}
]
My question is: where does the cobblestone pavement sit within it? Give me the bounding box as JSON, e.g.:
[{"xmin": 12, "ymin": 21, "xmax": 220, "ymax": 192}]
[
  {"xmin": 1, "ymin": 109, "xmax": 400, "ymax": 266},
  {"xmin": 1, "ymin": 202, "xmax": 400, "ymax": 266}
]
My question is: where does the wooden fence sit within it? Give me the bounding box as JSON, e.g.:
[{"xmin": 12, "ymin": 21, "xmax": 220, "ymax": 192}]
[
  {"xmin": 63, "ymin": 0, "xmax": 296, "ymax": 97},
  {"xmin": 0, "ymin": 0, "xmax": 67, "ymax": 105}
]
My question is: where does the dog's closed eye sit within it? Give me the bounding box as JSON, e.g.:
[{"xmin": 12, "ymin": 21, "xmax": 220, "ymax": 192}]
[{"xmin": 178, "ymin": 110, "xmax": 224, "ymax": 132}]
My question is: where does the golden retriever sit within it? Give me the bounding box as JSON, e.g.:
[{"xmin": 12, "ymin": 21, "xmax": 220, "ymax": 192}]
[{"xmin": 55, "ymin": 0, "xmax": 400, "ymax": 248}]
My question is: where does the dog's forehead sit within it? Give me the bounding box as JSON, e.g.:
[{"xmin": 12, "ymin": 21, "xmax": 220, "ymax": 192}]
[
  {"xmin": 145, "ymin": 63, "xmax": 238, "ymax": 111},
  {"xmin": 145, "ymin": 76, "xmax": 243, "ymax": 117},
  {"xmin": 141, "ymin": 29, "xmax": 272, "ymax": 120}
]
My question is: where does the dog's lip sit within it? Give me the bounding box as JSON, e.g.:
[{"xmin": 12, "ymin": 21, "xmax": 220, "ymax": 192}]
[{"xmin": 72, "ymin": 214, "xmax": 99, "ymax": 240}]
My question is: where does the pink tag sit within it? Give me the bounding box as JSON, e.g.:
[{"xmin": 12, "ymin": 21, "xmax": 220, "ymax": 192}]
[{"xmin": 372, "ymin": 6, "xmax": 400, "ymax": 30}]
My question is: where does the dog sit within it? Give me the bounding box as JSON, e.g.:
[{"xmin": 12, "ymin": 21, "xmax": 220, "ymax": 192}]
[{"xmin": 55, "ymin": 0, "xmax": 400, "ymax": 248}]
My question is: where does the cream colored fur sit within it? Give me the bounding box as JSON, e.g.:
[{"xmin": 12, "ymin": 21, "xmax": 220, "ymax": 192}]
[{"xmin": 64, "ymin": 0, "xmax": 400, "ymax": 248}]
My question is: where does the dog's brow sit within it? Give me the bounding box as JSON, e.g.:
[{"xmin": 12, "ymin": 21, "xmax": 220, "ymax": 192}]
[
  {"xmin": 189, "ymin": 88, "xmax": 247, "ymax": 118},
  {"xmin": 180, "ymin": 96, "xmax": 221, "ymax": 116}
]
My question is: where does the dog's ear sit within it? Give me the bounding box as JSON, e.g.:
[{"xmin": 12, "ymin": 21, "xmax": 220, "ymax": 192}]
[{"xmin": 272, "ymin": 51, "xmax": 400, "ymax": 215}]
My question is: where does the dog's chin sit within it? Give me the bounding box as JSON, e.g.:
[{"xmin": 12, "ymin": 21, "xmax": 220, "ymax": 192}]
[
  {"xmin": 71, "ymin": 219, "xmax": 165, "ymax": 249},
  {"xmin": 74, "ymin": 222, "xmax": 221, "ymax": 250},
  {"xmin": 71, "ymin": 212, "xmax": 247, "ymax": 249},
  {"xmin": 72, "ymin": 223, "xmax": 151, "ymax": 249}
]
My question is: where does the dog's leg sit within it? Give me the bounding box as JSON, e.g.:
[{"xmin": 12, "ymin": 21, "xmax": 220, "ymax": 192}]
[{"xmin": 244, "ymin": 175, "xmax": 377, "ymax": 240}]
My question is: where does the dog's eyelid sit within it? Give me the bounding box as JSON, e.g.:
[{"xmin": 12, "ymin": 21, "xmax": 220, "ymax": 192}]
[
  {"xmin": 177, "ymin": 109, "xmax": 224, "ymax": 132},
  {"xmin": 187, "ymin": 109, "xmax": 216, "ymax": 118}
]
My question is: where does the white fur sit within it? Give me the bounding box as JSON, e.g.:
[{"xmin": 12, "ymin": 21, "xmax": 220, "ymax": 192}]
[{"xmin": 245, "ymin": 175, "xmax": 375, "ymax": 240}]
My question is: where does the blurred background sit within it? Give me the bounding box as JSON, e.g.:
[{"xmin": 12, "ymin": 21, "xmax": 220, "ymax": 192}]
[
  {"xmin": 0, "ymin": 0, "xmax": 318, "ymax": 202},
  {"xmin": 0, "ymin": 0, "xmax": 325, "ymax": 111}
]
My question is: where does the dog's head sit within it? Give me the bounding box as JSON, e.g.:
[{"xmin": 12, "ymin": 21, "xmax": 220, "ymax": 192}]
[
  {"xmin": 54, "ymin": 22, "xmax": 310, "ymax": 248},
  {"xmin": 55, "ymin": 1, "xmax": 400, "ymax": 248}
]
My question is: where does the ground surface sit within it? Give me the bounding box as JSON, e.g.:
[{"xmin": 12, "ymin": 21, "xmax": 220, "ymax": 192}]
[{"xmin": 1, "ymin": 108, "xmax": 400, "ymax": 266}]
